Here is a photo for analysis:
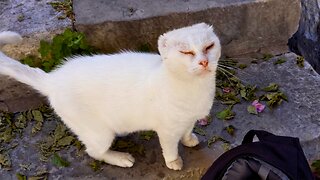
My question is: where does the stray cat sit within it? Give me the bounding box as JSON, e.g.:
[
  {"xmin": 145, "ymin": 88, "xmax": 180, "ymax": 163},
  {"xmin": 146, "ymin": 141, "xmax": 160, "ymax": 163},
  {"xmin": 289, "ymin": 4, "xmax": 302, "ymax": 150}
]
[{"xmin": 0, "ymin": 23, "xmax": 221, "ymax": 170}]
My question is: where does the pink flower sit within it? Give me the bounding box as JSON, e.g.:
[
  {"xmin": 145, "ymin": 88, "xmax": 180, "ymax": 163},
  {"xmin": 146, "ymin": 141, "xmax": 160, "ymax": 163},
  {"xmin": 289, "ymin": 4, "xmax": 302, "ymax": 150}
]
[
  {"xmin": 223, "ymin": 87, "xmax": 232, "ymax": 93},
  {"xmin": 252, "ymin": 100, "xmax": 265, "ymax": 113},
  {"xmin": 198, "ymin": 118, "xmax": 208, "ymax": 126}
]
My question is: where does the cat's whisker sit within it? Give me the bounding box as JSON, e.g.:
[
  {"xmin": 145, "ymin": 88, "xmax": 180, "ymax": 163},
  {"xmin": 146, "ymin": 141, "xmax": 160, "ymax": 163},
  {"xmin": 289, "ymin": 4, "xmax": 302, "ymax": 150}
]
[
  {"xmin": 217, "ymin": 67, "xmax": 233, "ymax": 85},
  {"xmin": 218, "ymin": 62, "xmax": 254, "ymax": 79},
  {"xmin": 218, "ymin": 64, "xmax": 236, "ymax": 70},
  {"xmin": 223, "ymin": 57, "xmax": 259, "ymax": 61},
  {"xmin": 218, "ymin": 66, "xmax": 249, "ymax": 84}
]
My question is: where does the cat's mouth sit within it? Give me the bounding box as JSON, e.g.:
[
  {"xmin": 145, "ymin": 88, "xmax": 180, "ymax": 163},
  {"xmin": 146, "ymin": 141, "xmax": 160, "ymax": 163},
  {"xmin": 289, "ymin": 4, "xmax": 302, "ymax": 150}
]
[{"xmin": 196, "ymin": 68, "xmax": 212, "ymax": 76}]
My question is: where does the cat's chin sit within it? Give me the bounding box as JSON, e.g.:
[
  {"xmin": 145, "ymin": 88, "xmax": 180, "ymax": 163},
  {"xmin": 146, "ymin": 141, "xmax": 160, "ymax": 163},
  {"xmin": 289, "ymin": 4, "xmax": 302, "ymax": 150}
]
[{"xmin": 194, "ymin": 69, "xmax": 213, "ymax": 77}]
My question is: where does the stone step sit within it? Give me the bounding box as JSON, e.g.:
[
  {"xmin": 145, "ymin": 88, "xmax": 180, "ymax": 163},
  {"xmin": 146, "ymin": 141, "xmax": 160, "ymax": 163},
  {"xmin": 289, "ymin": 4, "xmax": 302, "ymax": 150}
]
[
  {"xmin": 74, "ymin": 0, "xmax": 300, "ymax": 56},
  {"xmin": 0, "ymin": 0, "xmax": 301, "ymax": 112}
]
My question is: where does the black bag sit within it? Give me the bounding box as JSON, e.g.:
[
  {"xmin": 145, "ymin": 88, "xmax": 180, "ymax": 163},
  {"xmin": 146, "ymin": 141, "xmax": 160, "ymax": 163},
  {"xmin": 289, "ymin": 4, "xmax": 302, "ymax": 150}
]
[{"xmin": 201, "ymin": 130, "xmax": 314, "ymax": 180}]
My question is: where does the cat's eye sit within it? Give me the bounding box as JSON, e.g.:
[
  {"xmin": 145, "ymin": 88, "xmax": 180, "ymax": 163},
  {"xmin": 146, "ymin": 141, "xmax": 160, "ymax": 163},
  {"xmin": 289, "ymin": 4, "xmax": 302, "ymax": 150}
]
[
  {"xmin": 179, "ymin": 51, "xmax": 195, "ymax": 56},
  {"xmin": 205, "ymin": 43, "xmax": 215, "ymax": 52}
]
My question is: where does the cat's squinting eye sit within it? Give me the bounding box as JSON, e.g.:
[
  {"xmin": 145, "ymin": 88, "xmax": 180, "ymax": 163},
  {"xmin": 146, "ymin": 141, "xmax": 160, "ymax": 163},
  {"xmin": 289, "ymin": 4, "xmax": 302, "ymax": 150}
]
[
  {"xmin": 205, "ymin": 43, "xmax": 215, "ymax": 52},
  {"xmin": 179, "ymin": 51, "xmax": 195, "ymax": 56}
]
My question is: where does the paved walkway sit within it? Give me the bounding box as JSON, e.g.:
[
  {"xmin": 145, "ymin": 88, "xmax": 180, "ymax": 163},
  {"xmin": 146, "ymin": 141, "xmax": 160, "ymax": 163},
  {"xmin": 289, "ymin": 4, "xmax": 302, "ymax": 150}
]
[
  {"xmin": 0, "ymin": 53, "xmax": 319, "ymax": 179},
  {"xmin": 0, "ymin": 0, "xmax": 319, "ymax": 179}
]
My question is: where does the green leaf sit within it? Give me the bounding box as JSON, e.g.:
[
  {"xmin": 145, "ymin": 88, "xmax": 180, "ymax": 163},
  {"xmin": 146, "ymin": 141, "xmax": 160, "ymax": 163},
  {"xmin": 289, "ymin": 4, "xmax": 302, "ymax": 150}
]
[
  {"xmin": 19, "ymin": 163, "xmax": 31, "ymax": 171},
  {"xmin": 89, "ymin": 160, "xmax": 103, "ymax": 172},
  {"xmin": 260, "ymin": 92, "xmax": 288, "ymax": 108},
  {"xmin": 113, "ymin": 140, "xmax": 135, "ymax": 149},
  {"xmin": 262, "ymin": 54, "xmax": 273, "ymax": 61},
  {"xmin": 238, "ymin": 64, "xmax": 247, "ymax": 69},
  {"xmin": 32, "ymin": 110, "xmax": 44, "ymax": 122},
  {"xmin": 24, "ymin": 110, "xmax": 34, "ymax": 121},
  {"xmin": 193, "ymin": 126, "xmax": 206, "ymax": 136},
  {"xmin": 53, "ymin": 123, "xmax": 67, "ymax": 142},
  {"xmin": 239, "ymin": 85, "xmax": 257, "ymax": 101},
  {"xmin": 262, "ymin": 83, "xmax": 279, "ymax": 92},
  {"xmin": 29, "ymin": 176, "xmax": 46, "ymax": 180},
  {"xmin": 32, "ymin": 122, "xmax": 43, "ymax": 134},
  {"xmin": 274, "ymin": 58, "xmax": 286, "ymax": 65},
  {"xmin": 222, "ymin": 143, "xmax": 231, "ymax": 152},
  {"xmin": 31, "ymin": 110, "xmax": 44, "ymax": 134},
  {"xmin": 73, "ymin": 139, "xmax": 84, "ymax": 151},
  {"xmin": 296, "ymin": 56, "xmax": 304, "ymax": 68},
  {"xmin": 207, "ymin": 136, "xmax": 229, "ymax": 148},
  {"xmin": 225, "ymin": 125, "xmax": 235, "ymax": 136},
  {"xmin": 247, "ymin": 105, "xmax": 258, "ymax": 115},
  {"xmin": 14, "ymin": 113, "xmax": 27, "ymax": 129},
  {"xmin": 30, "ymin": 169, "xmax": 48, "ymax": 180},
  {"xmin": 0, "ymin": 128, "xmax": 14, "ymax": 143},
  {"xmin": 240, "ymin": 89, "xmax": 246, "ymax": 99},
  {"xmin": 139, "ymin": 131, "xmax": 156, "ymax": 141},
  {"xmin": 312, "ymin": 160, "xmax": 320, "ymax": 174},
  {"xmin": 52, "ymin": 153, "xmax": 70, "ymax": 167},
  {"xmin": 38, "ymin": 40, "xmax": 51, "ymax": 58},
  {"xmin": 0, "ymin": 153, "xmax": 11, "ymax": 169},
  {"xmin": 216, "ymin": 106, "xmax": 235, "ymax": 120},
  {"xmin": 16, "ymin": 173, "xmax": 27, "ymax": 180},
  {"xmin": 29, "ymin": 29, "xmax": 95, "ymax": 72},
  {"xmin": 56, "ymin": 136, "xmax": 75, "ymax": 147},
  {"xmin": 216, "ymin": 92, "xmax": 240, "ymax": 105}
]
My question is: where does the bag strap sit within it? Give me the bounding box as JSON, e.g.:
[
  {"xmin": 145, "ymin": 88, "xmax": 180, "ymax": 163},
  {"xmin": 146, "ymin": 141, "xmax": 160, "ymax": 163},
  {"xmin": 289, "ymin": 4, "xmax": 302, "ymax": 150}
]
[{"xmin": 242, "ymin": 130, "xmax": 276, "ymax": 144}]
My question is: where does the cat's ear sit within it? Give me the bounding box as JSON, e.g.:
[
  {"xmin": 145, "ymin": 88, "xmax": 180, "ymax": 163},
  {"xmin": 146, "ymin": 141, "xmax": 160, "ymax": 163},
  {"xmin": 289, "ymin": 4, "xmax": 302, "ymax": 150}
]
[{"xmin": 158, "ymin": 34, "xmax": 168, "ymax": 56}]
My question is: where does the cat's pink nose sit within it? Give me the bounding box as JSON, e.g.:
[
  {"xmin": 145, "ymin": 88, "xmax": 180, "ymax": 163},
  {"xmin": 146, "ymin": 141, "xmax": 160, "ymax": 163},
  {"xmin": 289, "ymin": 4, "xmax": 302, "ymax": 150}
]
[{"xmin": 199, "ymin": 60, "xmax": 209, "ymax": 68}]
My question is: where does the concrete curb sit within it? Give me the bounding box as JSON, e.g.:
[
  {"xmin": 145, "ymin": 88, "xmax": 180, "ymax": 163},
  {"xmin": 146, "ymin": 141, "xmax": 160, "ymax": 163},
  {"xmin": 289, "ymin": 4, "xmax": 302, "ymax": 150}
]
[{"xmin": 74, "ymin": 0, "xmax": 300, "ymax": 56}]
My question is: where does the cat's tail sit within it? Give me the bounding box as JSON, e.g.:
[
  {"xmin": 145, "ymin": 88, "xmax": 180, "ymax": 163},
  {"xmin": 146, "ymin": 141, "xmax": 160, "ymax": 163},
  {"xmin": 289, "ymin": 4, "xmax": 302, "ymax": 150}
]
[
  {"xmin": 0, "ymin": 31, "xmax": 23, "ymax": 48},
  {"xmin": 0, "ymin": 31, "xmax": 49, "ymax": 96}
]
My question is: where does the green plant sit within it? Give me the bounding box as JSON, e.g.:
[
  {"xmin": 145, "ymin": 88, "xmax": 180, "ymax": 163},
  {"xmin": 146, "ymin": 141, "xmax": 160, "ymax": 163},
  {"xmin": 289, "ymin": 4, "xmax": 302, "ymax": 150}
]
[
  {"xmin": 21, "ymin": 29, "xmax": 95, "ymax": 72},
  {"xmin": 296, "ymin": 56, "xmax": 304, "ymax": 68}
]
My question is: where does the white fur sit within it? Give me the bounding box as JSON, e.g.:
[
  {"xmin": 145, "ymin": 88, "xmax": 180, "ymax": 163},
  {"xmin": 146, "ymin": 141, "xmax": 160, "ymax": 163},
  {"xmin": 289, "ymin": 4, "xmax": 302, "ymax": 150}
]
[{"xmin": 0, "ymin": 23, "xmax": 221, "ymax": 170}]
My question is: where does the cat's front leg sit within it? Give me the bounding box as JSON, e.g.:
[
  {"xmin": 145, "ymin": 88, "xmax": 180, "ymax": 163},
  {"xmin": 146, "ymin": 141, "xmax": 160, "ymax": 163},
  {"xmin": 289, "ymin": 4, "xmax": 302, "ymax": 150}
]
[
  {"xmin": 158, "ymin": 131, "xmax": 183, "ymax": 170},
  {"xmin": 181, "ymin": 124, "xmax": 199, "ymax": 147}
]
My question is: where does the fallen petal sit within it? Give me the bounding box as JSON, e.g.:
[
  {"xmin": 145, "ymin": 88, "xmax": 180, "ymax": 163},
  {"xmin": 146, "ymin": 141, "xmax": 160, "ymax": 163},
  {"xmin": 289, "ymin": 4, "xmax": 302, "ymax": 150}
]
[
  {"xmin": 223, "ymin": 87, "xmax": 232, "ymax": 93},
  {"xmin": 252, "ymin": 100, "xmax": 266, "ymax": 113},
  {"xmin": 198, "ymin": 118, "xmax": 208, "ymax": 126}
]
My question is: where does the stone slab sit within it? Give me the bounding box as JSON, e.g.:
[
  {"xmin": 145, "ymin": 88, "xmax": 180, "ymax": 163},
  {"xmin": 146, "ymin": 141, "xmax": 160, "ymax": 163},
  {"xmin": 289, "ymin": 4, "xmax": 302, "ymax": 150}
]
[
  {"xmin": 74, "ymin": 0, "xmax": 300, "ymax": 56},
  {"xmin": 209, "ymin": 53, "xmax": 320, "ymax": 161},
  {"xmin": 289, "ymin": 0, "xmax": 320, "ymax": 74},
  {"xmin": 0, "ymin": 53, "xmax": 319, "ymax": 179},
  {"xmin": 0, "ymin": 0, "xmax": 72, "ymax": 112}
]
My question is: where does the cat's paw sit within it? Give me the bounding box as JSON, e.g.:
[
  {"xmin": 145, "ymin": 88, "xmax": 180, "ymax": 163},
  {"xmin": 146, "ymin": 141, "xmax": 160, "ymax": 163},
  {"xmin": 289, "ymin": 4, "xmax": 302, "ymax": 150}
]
[
  {"xmin": 166, "ymin": 156, "xmax": 183, "ymax": 170},
  {"xmin": 181, "ymin": 133, "xmax": 199, "ymax": 147},
  {"xmin": 115, "ymin": 152, "xmax": 135, "ymax": 167},
  {"xmin": 104, "ymin": 151, "xmax": 135, "ymax": 168}
]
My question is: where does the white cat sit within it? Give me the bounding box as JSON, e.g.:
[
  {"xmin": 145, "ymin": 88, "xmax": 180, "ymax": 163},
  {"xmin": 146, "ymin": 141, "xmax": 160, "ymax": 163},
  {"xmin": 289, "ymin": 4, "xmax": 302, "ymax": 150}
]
[{"xmin": 0, "ymin": 23, "xmax": 221, "ymax": 170}]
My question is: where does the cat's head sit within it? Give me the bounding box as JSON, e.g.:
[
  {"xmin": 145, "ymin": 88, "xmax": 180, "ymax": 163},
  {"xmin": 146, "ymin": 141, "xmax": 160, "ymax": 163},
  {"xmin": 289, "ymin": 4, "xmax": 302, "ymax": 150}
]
[{"xmin": 158, "ymin": 23, "xmax": 221, "ymax": 79}]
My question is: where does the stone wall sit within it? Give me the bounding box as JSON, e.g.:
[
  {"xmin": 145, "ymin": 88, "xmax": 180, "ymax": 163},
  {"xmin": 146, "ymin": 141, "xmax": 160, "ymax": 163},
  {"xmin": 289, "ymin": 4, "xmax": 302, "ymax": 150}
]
[
  {"xmin": 75, "ymin": 0, "xmax": 300, "ymax": 57},
  {"xmin": 288, "ymin": 0, "xmax": 320, "ymax": 74}
]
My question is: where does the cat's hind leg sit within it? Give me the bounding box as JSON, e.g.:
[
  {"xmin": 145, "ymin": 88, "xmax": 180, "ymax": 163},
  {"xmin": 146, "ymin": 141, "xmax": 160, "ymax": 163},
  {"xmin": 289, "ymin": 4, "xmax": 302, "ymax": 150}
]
[{"xmin": 81, "ymin": 131, "xmax": 135, "ymax": 168}]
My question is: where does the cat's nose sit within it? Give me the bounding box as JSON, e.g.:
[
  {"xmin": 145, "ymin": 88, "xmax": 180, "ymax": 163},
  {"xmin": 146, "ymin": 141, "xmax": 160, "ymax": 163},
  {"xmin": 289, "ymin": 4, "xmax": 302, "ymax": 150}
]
[{"xmin": 199, "ymin": 59, "xmax": 209, "ymax": 68}]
